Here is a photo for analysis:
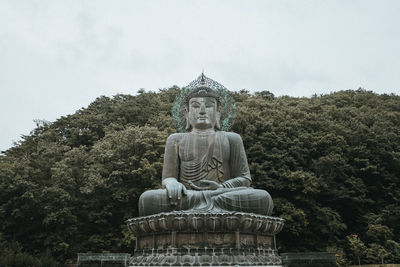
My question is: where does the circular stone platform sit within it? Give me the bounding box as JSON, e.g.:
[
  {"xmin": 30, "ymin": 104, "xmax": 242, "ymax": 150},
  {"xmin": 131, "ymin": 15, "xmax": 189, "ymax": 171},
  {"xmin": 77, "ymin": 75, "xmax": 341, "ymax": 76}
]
[{"xmin": 126, "ymin": 211, "xmax": 284, "ymax": 266}]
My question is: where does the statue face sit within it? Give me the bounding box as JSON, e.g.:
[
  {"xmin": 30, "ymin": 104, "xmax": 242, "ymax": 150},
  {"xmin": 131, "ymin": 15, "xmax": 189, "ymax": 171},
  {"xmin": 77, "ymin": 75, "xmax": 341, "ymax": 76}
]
[{"xmin": 188, "ymin": 97, "xmax": 219, "ymax": 130}]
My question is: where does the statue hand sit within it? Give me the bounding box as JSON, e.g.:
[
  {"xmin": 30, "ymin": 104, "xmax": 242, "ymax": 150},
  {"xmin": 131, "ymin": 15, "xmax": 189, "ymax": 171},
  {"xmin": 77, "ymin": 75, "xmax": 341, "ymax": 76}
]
[
  {"xmin": 189, "ymin": 180, "xmax": 222, "ymax": 191},
  {"xmin": 163, "ymin": 178, "xmax": 187, "ymax": 206}
]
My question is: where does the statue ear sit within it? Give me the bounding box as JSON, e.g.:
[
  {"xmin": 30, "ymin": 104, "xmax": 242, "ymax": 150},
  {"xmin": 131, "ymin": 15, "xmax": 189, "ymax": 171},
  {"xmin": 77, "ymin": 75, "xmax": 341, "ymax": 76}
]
[
  {"xmin": 215, "ymin": 111, "xmax": 221, "ymax": 130},
  {"xmin": 185, "ymin": 109, "xmax": 191, "ymax": 131}
]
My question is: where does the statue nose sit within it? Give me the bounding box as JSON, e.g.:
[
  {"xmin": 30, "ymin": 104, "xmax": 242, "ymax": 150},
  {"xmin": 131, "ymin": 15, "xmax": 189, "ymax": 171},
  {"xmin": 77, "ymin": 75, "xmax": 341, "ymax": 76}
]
[{"xmin": 199, "ymin": 104, "xmax": 206, "ymax": 114}]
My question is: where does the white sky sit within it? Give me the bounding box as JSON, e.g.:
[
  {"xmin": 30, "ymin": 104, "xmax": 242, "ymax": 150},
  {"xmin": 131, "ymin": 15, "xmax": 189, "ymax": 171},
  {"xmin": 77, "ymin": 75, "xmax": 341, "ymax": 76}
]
[{"xmin": 1, "ymin": 0, "xmax": 400, "ymax": 152}]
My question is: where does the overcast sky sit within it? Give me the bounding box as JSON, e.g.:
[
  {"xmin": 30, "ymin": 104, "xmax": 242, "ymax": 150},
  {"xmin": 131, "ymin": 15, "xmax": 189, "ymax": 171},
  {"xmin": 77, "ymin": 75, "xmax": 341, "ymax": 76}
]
[{"xmin": 1, "ymin": 0, "xmax": 399, "ymax": 152}]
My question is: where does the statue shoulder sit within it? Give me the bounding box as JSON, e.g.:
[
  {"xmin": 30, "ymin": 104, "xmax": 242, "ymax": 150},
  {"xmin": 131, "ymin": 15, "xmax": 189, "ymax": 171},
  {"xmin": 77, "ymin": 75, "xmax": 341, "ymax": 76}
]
[{"xmin": 221, "ymin": 131, "xmax": 244, "ymax": 144}]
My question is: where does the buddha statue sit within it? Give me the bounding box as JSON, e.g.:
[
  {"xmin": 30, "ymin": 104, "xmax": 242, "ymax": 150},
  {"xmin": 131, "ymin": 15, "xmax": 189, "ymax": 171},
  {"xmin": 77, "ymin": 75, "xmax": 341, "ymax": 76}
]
[
  {"xmin": 128, "ymin": 75, "xmax": 283, "ymax": 266},
  {"xmin": 138, "ymin": 77, "xmax": 274, "ymax": 217}
]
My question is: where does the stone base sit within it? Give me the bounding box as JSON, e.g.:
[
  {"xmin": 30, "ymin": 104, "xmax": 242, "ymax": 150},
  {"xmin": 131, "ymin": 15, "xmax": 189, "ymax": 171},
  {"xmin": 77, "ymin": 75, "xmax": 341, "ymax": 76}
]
[
  {"xmin": 130, "ymin": 248, "xmax": 281, "ymax": 266},
  {"xmin": 126, "ymin": 212, "xmax": 284, "ymax": 266}
]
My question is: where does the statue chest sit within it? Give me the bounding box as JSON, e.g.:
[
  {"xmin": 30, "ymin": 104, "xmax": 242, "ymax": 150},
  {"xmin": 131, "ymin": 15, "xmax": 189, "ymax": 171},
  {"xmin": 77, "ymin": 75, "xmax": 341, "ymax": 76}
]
[{"xmin": 178, "ymin": 133, "xmax": 230, "ymax": 185}]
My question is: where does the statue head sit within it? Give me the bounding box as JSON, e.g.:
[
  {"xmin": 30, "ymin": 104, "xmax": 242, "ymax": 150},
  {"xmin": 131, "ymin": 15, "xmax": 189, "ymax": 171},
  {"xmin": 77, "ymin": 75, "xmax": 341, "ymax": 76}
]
[
  {"xmin": 172, "ymin": 74, "xmax": 236, "ymax": 133},
  {"xmin": 185, "ymin": 86, "xmax": 221, "ymax": 131}
]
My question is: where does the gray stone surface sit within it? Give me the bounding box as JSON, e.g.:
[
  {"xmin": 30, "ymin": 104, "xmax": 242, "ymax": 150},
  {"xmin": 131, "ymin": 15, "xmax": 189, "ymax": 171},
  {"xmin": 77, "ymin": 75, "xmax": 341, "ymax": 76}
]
[
  {"xmin": 127, "ymin": 212, "xmax": 284, "ymax": 236},
  {"xmin": 127, "ymin": 212, "xmax": 283, "ymax": 266}
]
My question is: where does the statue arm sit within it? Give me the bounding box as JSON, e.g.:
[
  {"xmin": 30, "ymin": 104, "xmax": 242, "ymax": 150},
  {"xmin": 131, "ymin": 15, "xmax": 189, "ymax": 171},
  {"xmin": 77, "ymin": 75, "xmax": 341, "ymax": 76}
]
[
  {"xmin": 221, "ymin": 177, "xmax": 250, "ymax": 188},
  {"xmin": 162, "ymin": 134, "xmax": 181, "ymax": 181},
  {"xmin": 161, "ymin": 134, "xmax": 188, "ymax": 205},
  {"xmin": 222, "ymin": 132, "xmax": 251, "ymax": 188}
]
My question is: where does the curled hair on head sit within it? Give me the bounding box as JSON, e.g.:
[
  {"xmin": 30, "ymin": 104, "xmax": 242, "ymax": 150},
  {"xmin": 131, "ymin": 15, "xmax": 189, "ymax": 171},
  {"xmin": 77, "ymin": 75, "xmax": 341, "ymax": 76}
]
[{"xmin": 184, "ymin": 86, "xmax": 220, "ymax": 109}]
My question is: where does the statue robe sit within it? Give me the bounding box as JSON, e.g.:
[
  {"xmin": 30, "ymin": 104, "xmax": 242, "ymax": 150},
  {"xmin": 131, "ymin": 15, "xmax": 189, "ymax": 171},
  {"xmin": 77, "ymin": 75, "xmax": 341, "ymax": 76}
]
[{"xmin": 139, "ymin": 131, "xmax": 273, "ymax": 216}]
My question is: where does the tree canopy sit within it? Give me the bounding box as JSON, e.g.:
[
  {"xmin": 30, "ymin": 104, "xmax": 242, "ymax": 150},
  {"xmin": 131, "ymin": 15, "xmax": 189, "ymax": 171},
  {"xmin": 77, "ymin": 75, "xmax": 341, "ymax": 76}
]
[{"xmin": 1, "ymin": 87, "xmax": 399, "ymax": 266}]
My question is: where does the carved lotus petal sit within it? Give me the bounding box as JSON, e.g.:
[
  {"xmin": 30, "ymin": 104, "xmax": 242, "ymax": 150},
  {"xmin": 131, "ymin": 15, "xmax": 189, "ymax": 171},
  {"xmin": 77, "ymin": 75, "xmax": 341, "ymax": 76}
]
[
  {"xmin": 277, "ymin": 221, "xmax": 284, "ymax": 232},
  {"xmin": 271, "ymin": 219, "xmax": 280, "ymax": 233},
  {"xmin": 142, "ymin": 255, "xmax": 154, "ymax": 264},
  {"xmin": 206, "ymin": 216, "xmax": 221, "ymax": 231},
  {"xmin": 272, "ymin": 254, "xmax": 282, "ymax": 264},
  {"xmin": 199, "ymin": 254, "xmax": 212, "ymax": 264},
  {"xmin": 163, "ymin": 255, "xmax": 178, "ymax": 265},
  {"xmin": 234, "ymin": 254, "xmax": 249, "ymax": 265},
  {"xmin": 253, "ymin": 218, "xmax": 264, "ymax": 232},
  {"xmin": 225, "ymin": 216, "xmax": 239, "ymax": 231},
  {"xmin": 262, "ymin": 220, "xmax": 272, "ymax": 233},
  {"xmin": 148, "ymin": 218, "xmax": 158, "ymax": 232},
  {"xmin": 259, "ymin": 255, "xmax": 272, "ymax": 265},
  {"xmin": 172, "ymin": 216, "xmax": 187, "ymax": 231},
  {"xmin": 273, "ymin": 221, "xmax": 281, "ymax": 233},
  {"xmin": 128, "ymin": 221, "xmax": 140, "ymax": 234},
  {"xmin": 216, "ymin": 254, "xmax": 232, "ymax": 265},
  {"xmin": 132, "ymin": 255, "xmax": 144, "ymax": 265},
  {"xmin": 189, "ymin": 216, "xmax": 204, "ymax": 231},
  {"xmin": 181, "ymin": 254, "xmax": 195, "ymax": 265},
  {"xmin": 247, "ymin": 254, "xmax": 260, "ymax": 265},
  {"xmin": 139, "ymin": 220, "xmax": 151, "ymax": 232},
  {"xmin": 158, "ymin": 217, "xmax": 169, "ymax": 231},
  {"xmin": 240, "ymin": 217, "xmax": 253, "ymax": 231}
]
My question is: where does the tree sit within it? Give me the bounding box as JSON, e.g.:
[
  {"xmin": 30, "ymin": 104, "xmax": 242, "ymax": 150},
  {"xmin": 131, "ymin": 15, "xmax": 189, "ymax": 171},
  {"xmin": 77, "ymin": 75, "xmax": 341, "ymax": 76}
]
[
  {"xmin": 346, "ymin": 234, "xmax": 366, "ymax": 266},
  {"xmin": 1, "ymin": 88, "xmax": 399, "ymax": 264},
  {"xmin": 365, "ymin": 243, "xmax": 390, "ymax": 265}
]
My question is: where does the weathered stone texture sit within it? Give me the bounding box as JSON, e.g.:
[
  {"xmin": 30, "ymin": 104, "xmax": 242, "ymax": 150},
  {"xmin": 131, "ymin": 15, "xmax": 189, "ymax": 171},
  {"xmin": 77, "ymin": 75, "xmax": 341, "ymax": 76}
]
[{"xmin": 127, "ymin": 212, "xmax": 284, "ymax": 266}]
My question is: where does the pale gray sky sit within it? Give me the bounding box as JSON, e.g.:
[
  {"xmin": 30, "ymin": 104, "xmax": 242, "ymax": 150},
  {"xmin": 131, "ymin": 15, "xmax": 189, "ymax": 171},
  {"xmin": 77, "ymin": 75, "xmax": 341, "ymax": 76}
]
[{"xmin": 1, "ymin": 0, "xmax": 399, "ymax": 152}]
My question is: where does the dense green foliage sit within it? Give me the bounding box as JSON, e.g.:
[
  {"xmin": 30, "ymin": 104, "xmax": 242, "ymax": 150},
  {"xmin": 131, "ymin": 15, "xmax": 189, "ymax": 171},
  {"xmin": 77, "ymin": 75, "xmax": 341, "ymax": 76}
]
[{"xmin": 1, "ymin": 87, "xmax": 399, "ymax": 265}]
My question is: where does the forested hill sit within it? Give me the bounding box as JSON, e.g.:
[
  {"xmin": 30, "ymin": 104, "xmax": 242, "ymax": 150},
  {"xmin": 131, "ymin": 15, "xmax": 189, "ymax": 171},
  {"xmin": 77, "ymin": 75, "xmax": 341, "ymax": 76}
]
[{"xmin": 1, "ymin": 88, "xmax": 399, "ymax": 266}]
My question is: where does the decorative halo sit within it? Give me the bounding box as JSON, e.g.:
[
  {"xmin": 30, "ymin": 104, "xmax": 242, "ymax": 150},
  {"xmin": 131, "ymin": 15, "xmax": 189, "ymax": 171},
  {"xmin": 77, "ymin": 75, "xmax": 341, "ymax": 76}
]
[{"xmin": 172, "ymin": 73, "xmax": 236, "ymax": 132}]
